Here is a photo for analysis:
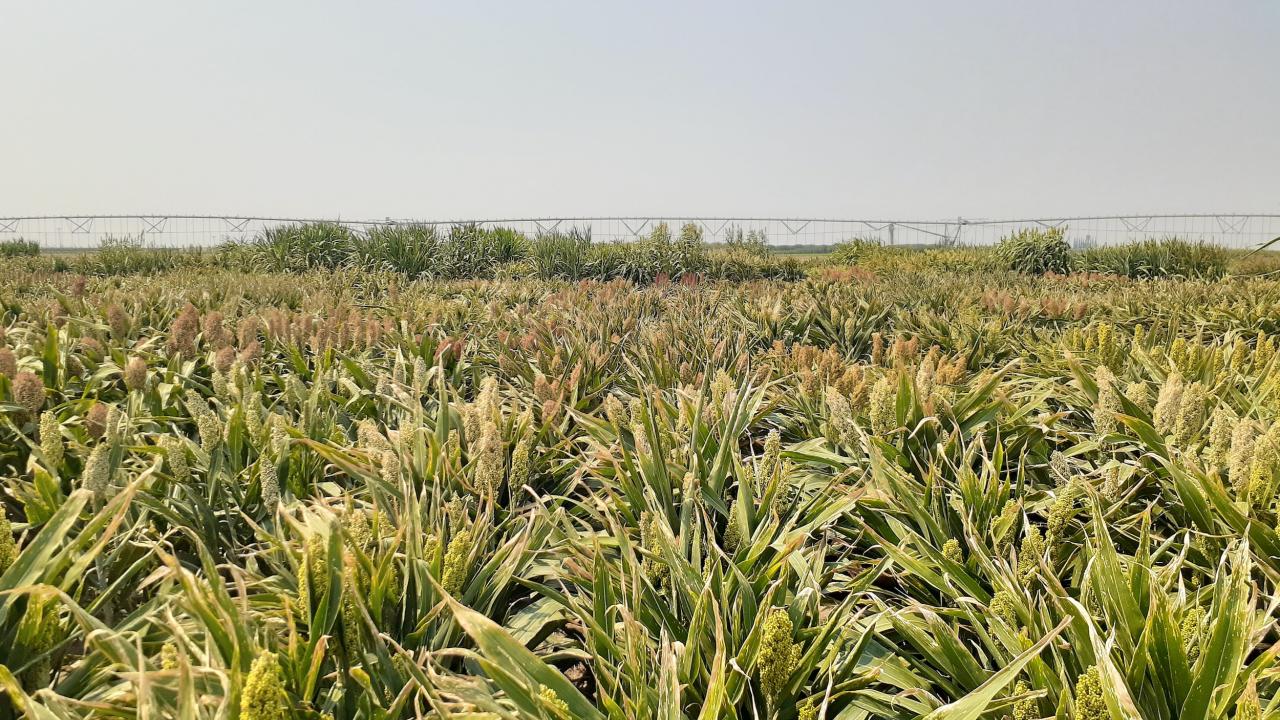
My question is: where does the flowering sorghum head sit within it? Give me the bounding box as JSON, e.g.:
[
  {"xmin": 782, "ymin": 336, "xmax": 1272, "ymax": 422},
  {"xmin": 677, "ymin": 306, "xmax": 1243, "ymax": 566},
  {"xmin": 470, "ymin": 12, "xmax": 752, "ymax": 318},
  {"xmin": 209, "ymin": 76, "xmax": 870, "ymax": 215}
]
[
  {"xmin": 160, "ymin": 641, "xmax": 180, "ymax": 671},
  {"xmin": 0, "ymin": 511, "xmax": 17, "ymax": 575},
  {"xmin": 123, "ymin": 356, "xmax": 147, "ymax": 392},
  {"xmin": 989, "ymin": 590, "xmax": 1017, "ymax": 627},
  {"xmin": 442, "ymin": 527, "xmax": 473, "ymax": 596},
  {"xmin": 83, "ymin": 443, "xmax": 112, "ymax": 500},
  {"xmin": 0, "ymin": 346, "xmax": 15, "ymax": 378},
  {"xmin": 189, "ymin": 399, "xmax": 221, "ymax": 453},
  {"xmin": 641, "ymin": 512, "xmax": 670, "ymax": 587},
  {"xmin": 163, "ymin": 436, "xmax": 191, "ymax": 483},
  {"xmin": 1153, "ymin": 371, "xmax": 1185, "ymax": 436},
  {"xmin": 988, "ymin": 501, "xmax": 1018, "ymax": 556},
  {"xmin": 1180, "ymin": 605, "xmax": 1205, "ymax": 663},
  {"xmin": 240, "ymin": 652, "xmax": 288, "ymax": 720},
  {"xmin": 824, "ymin": 387, "xmax": 856, "ymax": 447},
  {"xmin": 1124, "ymin": 381, "xmax": 1151, "ymax": 414},
  {"xmin": 12, "ymin": 371, "xmax": 45, "ymax": 415},
  {"xmin": 1229, "ymin": 422, "xmax": 1257, "ymax": 497},
  {"xmin": 1017, "ymin": 526, "xmax": 1045, "ymax": 584},
  {"xmin": 757, "ymin": 608, "xmax": 799, "ymax": 702},
  {"xmin": 1172, "ymin": 381, "xmax": 1206, "ymax": 446},
  {"xmin": 538, "ymin": 685, "xmax": 571, "ymax": 719},
  {"xmin": 1046, "ymin": 479, "xmax": 1081, "ymax": 547},
  {"xmin": 473, "ymin": 421, "xmax": 505, "ymax": 495},
  {"xmin": 1093, "ymin": 367, "xmax": 1122, "ymax": 436},
  {"xmin": 942, "ymin": 538, "xmax": 964, "ymax": 564},
  {"xmin": 1011, "ymin": 682, "xmax": 1037, "ymax": 720},
  {"xmin": 39, "ymin": 411, "xmax": 63, "ymax": 467},
  {"xmin": 869, "ymin": 374, "xmax": 897, "ymax": 436},
  {"xmin": 509, "ymin": 432, "xmax": 532, "ymax": 497},
  {"xmin": 298, "ymin": 535, "xmax": 329, "ymax": 622},
  {"xmin": 1073, "ymin": 666, "xmax": 1107, "ymax": 720},
  {"xmin": 603, "ymin": 394, "xmax": 625, "ymax": 431},
  {"xmin": 757, "ymin": 429, "xmax": 782, "ymax": 490},
  {"xmin": 1206, "ymin": 408, "xmax": 1234, "ymax": 467},
  {"xmin": 260, "ymin": 458, "xmax": 280, "ymax": 511}
]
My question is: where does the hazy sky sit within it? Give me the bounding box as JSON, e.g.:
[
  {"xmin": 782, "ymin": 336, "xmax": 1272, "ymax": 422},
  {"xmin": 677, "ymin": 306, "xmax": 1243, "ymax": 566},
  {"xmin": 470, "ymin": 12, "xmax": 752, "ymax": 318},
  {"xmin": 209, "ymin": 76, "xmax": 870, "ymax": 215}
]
[{"xmin": 3, "ymin": 1, "xmax": 1277, "ymax": 221}]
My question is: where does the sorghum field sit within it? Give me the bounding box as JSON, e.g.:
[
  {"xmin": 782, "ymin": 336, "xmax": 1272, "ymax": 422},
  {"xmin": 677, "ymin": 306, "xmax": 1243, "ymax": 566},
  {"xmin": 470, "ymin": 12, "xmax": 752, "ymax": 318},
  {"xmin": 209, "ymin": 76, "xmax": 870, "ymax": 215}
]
[{"xmin": 2, "ymin": 226, "xmax": 1280, "ymax": 719}]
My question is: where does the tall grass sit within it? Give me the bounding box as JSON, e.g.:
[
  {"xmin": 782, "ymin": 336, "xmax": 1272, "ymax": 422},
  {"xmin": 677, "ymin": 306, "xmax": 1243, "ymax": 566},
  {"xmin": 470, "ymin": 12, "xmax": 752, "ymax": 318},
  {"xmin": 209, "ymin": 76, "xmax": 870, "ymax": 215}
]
[
  {"xmin": 0, "ymin": 239, "xmax": 39, "ymax": 258},
  {"xmin": 1076, "ymin": 236, "xmax": 1228, "ymax": 279}
]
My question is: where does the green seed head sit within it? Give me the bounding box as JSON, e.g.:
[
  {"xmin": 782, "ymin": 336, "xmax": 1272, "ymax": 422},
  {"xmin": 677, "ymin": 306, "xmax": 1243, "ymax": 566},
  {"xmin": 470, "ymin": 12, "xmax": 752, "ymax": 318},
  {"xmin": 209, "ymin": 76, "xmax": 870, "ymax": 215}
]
[
  {"xmin": 163, "ymin": 437, "xmax": 191, "ymax": 484},
  {"xmin": 942, "ymin": 538, "xmax": 964, "ymax": 564},
  {"xmin": 1017, "ymin": 526, "xmax": 1045, "ymax": 584},
  {"xmin": 442, "ymin": 527, "xmax": 473, "ymax": 596},
  {"xmin": 240, "ymin": 652, "xmax": 289, "ymax": 720},
  {"xmin": 298, "ymin": 535, "xmax": 329, "ymax": 623},
  {"xmin": 1046, "ymin": 479, "xmax": 1082, "ymax": 547},
  {"xmin": 0, "ymin": 512, "xmax": 17, "ymax": 575},
  {"xmin": 1180, "ymin": 605, "xmax": 1205, "ymax": 663},
  {"xmin": 869, "ymin": 374, "xmax": 897, "ymax": 435},
  {"xmin": 990, "ymin": 590, "xmax": 1017, "ymax": 627},
  {"xmin": 641, "ymin": 512, "xmax": 670, "ymax": 586},
  {"xmin": 1093, "ymin": 367, "xmax": 1122, "ymax": 435},
  {"xmin": 538, "ymin": 684, "xmax": 571, "ymax": 719},
  {"xmin": 160, "ymin": 641, "xmax": 180, "ymax": 670},
  {"xmin": 1073, "ymin": 666, "xmax": 1107, "ymax": 720},
  {"xmin": 1011, "ymin": 681, "xmax": 1037, "ymax": 720},
  {"xmin": 758, "ymin": 608, "xmax": 799, "ymax": 702},
  {"xmin": 39, "ymin": 411, "xmax": 63, "ymax": 467}
]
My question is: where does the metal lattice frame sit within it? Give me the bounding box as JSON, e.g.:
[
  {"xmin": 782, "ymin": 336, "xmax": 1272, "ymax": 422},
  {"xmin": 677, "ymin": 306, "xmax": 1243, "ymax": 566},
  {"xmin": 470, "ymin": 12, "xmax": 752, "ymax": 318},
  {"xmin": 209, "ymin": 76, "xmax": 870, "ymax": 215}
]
[{"xmin": 0, "ymin": 213, "xmax": 1277, "ymax": 251}]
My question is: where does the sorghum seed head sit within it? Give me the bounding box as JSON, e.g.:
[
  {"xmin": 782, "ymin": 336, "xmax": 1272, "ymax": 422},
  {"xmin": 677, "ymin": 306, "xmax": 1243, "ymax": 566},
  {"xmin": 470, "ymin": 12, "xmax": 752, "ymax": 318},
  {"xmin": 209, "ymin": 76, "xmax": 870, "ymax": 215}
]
[
  {"xmin": 1093, "ymin": 366, "xmax": 1122, "ymax": 436},
  {"xmin": 1011, "ymin": 682, "xmax": 1037, "ymax": 720},
  {"xmin": 1017, "ymin": 526, "xmax": 1045, "ymax": 583},
  {"xmin": 442, "ymin": 527, "xmax": 473, "ymax": 596},
  {"xmin": 1124, "ymin": 381, "xmax": 1151, "ymax": 413},
  {"xmin": 12, "ymin": 371, "xmax": 45, "ymax": 415},
  {"xmin": 1173, "ymin": 381, "xmax": 1207, "ymax": 446},
  {"xmin": 106, "ymin": 303, "xmax": 130, "ymax": 339},
  {"xmin": 214, "ymin": 346, "xmax": 236, "ymax": 373},
  {"xmin": 260, "ymin": 458, "xmax": 280, "ymax": 510},
  {"xmin": 0, "ymin": 347, "xmax": 16, "ymax": 378},
  {"xmin": 86, "ymin": 403, "xmax": 109, "ymax": 439},
  {"xmin": 869, "ymin": 374, "xmax": 897, "ymax": 435},
  {"xmin": 39, "ymin": 411, "xmax": 63, "ymax": 466},
  {"xmin": 1180, "ymin": 605, "xmax": 1205, "ymax": 662},
  {"xmin": 123, "ymin": 356, "xmax": 147, "ymax": 392},
  {"xmin": 1153, "ymin": 371, "xmax": 1185, "ymax": 436},
  {"xmin": 538, "ymin": 685, "xmax": 571, "ymax": 719},
  {"xmin": 1073, "ymin": 666, "xmax": 1107, "ymax": 720},
  {"xmin": 942, "ymin": 538, "xmax": 963, "ymax": 564},
  {"xmin": 240, "ymin": 652, "xmax": 288, "ymax": 720},
  {"xmin": 758, "ymin": 609, "xmax": 799, "ymax": 702},
  {"xmin": 83, "ymin": 443, "xmax": 112, "ymax": 500},
  {"xmin": 990, "ymin": 590, "xmax": 1017, "ymax": 626},
  {"xmin": 0, "ymin": 512, "xmax": 17, "ymax": 575}
]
